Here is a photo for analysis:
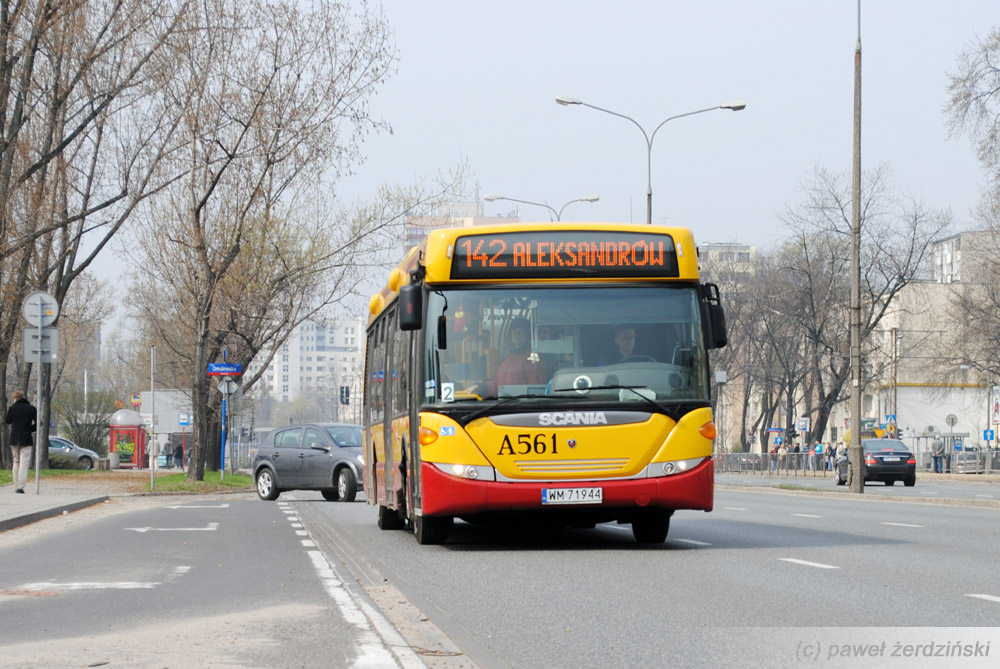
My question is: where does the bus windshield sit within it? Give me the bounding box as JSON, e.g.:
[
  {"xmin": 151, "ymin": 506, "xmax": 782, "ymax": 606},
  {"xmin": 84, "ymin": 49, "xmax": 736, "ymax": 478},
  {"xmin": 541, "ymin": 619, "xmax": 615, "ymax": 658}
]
[{"xmin": 423, "ymin": 285, "xmax": 709, "ymax": 405}]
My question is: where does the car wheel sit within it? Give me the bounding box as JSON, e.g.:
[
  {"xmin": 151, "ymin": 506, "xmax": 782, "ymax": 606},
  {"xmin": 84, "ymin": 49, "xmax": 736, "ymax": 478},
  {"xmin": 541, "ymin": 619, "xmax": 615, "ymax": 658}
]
[
  {"xmin": 413, "ymin": 514, "xmax": 452, "ymax": 544},
  {"xmin": 904, "ymin": 475, "xmax": 916, "ymax": 487},
  {"xmin": 336, "ymin": 468, "xmax": 357, "ymax": 502},
  {"xmin": 321, "ymin": 490, "xmax": 339, "ymax": 501},
  {"xmin": 256, "ymin": 469, "xmax": 280, "ymax": 501},
  {"xmin": 631, "ymin": 509, "xmax": 671, "ymax": 543},
  {"xmin": 378, "ymin": 504, "xmax": 405, "ymax": 530},
  {"xmin": 79, "ymin": 456, "xmax": 93, "ymax": 471}
]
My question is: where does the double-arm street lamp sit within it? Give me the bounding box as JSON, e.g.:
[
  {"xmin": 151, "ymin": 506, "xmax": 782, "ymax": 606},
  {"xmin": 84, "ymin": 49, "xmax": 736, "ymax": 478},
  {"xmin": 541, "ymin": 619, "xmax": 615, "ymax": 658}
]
[
  {"xmin": 484, "ymin": 193, "xmax": 599, "ymax": 221},
  {"xmin": 555, "ymin": 95, "xmax": 745, "ymax": 224}
]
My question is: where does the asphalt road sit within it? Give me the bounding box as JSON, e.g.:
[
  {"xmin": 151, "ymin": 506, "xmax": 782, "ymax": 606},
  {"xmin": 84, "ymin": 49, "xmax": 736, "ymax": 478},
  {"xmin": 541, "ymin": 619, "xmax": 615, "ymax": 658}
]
[
  {"xmin": 297, "ymin": 483, "xmax": 1000, "ymax": 668},
  {"xmin": 0, "ymin": 493, "xmax": 404, "ymax": 668},
  {"xmin": 3, "ymin": 481, "xmax": 999, "ymax": 668}
]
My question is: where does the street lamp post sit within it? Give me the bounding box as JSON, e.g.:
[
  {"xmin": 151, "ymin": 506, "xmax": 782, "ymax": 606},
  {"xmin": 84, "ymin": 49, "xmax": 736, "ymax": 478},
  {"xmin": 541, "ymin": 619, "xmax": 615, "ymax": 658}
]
[
  {"xmin": 556, "ymin": 95, "xmax": 745, "ymax": 224},
  {"xmin": 483, "ymin": 194, "xmax": 599, "ymax": 221}
]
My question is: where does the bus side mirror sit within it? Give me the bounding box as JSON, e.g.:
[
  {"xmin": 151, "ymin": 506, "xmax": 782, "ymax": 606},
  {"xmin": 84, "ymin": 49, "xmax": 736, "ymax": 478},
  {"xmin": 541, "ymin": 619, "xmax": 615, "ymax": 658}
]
[
  {"xmin": 708, "ymin": 303, "xmax": 728, "ymax": 349},
  {"xmin": 398, "ymin": 285, "xmax": 422, "ymax": 331},
  {"xmin": 702, "ymin": 283, "xmax": 727, "ymax": 349}
]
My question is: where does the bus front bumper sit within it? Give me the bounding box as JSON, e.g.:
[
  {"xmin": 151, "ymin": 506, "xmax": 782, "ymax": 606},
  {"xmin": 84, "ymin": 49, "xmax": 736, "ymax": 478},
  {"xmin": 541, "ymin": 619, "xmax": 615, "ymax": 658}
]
[{"xmin": 419, "ymin": 458, "xmax": 714, "ymax": 517}]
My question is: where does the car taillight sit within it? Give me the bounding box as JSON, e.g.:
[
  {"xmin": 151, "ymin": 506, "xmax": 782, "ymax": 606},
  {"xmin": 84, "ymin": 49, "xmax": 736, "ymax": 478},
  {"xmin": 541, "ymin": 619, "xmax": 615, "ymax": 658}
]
[
  {"xmin": 865, "ymin": 456, "xmax": 876, "ymax": 465},
  {"xmin": 906, "ymin": 458, "xmax": 915, "ymax": 464}
]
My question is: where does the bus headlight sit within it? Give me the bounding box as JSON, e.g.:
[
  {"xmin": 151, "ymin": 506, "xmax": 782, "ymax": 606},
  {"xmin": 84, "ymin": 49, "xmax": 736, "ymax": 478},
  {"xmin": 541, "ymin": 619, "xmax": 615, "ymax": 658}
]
[
  {"xmin": 433, "ymin": 462, "xmax": 495, "ymax": 481},
  {"xmin": 661, "ymin": 457, "xmax": 706, "ymax": 476}
]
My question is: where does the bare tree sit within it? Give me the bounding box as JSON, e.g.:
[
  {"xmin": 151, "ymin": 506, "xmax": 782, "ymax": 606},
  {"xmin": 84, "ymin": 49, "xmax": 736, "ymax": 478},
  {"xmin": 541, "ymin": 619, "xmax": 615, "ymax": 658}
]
[
  {"xmin": 0, "ymin": 0, "xmax": 188, "ymax": 468},
  {"xmin": 947, "ymin": 27, "xmax": 1000, "ymax": 185},
  {"xmin": 118, "ymin": 0, "xmax": 395, "ymax": 481},
  {"xmin": 778, "ymin": 166, "xmax": 949, "ymax": 443}
]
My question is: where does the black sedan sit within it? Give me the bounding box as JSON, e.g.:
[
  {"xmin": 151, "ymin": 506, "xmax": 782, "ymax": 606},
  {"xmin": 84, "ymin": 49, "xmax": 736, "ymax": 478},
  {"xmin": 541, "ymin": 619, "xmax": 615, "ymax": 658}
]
[
  {"xmin": 253, "ymin": 423, "xmax": 364, "ymax": 502},
  {"xmin": 836, "ymin": 438, "xmax": 916, "ymax": 487},
  {"xmin": 48, "ymin": 437, "xmax": 100, "ymax": 470}
]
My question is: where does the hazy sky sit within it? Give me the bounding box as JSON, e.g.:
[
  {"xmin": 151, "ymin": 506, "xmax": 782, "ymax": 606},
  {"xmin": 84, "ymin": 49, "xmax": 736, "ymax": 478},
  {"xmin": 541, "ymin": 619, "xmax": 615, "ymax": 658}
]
[{"xmin": 339, "ymin": 0, "xmax": 998, "ymax": 248}]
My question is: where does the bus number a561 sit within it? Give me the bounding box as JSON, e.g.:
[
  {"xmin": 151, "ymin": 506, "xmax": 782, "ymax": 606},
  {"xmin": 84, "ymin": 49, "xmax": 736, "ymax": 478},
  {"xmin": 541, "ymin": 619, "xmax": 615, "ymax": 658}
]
[{"xmin": 498, "ymin": 433, "xmax": 558, "ymax": 456}]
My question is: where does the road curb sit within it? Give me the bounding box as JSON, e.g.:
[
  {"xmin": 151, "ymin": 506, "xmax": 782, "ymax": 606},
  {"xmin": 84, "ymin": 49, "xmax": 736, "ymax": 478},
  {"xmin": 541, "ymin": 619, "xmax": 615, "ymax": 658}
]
[{"xmin": 0, "ymin": 496, "xmax": 109, "ymax": 532}]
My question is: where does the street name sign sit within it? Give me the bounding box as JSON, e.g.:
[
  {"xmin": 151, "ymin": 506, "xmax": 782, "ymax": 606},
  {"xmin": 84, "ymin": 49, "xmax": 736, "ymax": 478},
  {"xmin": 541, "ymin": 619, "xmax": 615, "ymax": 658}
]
[{"xmin": 207, "ymin": 362, "xmax": 242, "ymax": 376}]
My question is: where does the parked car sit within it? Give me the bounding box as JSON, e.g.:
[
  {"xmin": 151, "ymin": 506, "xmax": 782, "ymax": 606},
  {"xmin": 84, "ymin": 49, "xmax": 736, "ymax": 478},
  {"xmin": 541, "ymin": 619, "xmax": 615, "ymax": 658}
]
[
  {"xmin": 835, "ymin": 438, "xmax": 916, "ymax": 487},
  {"xmin": 252, "ymin": 423, "xmax": 364, "ymax": 502},
  {"xmin": 951, "ymin": 451, "xmax": 984, "ymax": 474},
  {"xmin": 48, "ymin": 436, "xmax": 100, "ymax": 470}
]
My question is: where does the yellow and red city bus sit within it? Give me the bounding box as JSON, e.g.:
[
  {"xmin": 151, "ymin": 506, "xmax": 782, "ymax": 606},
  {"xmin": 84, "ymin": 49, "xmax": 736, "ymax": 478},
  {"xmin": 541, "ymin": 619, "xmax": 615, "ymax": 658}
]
[{"xmin": 363, "ymin": 223, "xmax": 727, "ymax": 544}]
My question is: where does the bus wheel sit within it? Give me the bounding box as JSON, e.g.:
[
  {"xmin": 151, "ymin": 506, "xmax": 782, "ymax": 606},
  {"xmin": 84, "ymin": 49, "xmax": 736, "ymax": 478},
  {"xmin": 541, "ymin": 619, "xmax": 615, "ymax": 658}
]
[
  {"xmin": 378, "ymin": 505, "xmax": 405, "ymax": 530},
  {"xmin": 631, "ymin": 509, "xmax": 670, "ymax": 543},
  {"xmin": 413, "ymin": 514, "xmax": 452, "ymax": 545}
]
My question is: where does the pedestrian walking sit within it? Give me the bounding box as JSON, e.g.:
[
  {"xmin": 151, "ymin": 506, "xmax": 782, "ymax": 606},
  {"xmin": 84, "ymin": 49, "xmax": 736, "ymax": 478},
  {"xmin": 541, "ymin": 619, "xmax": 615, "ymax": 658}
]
[
  {"xmin": 814, "ymin": 441, "xmax": 823, "ymax": 472},
  {"xmin": 165, "ymin": 440, "xmax": 174, "ymax": 469},
  {"xmin": 174, "ymin": 442, "xmax": 184, "ymax": 470},
  {"xmin": 778, "ymin": 443, "xmax": 788, "ymax": 472},
  {"xmin": 5, "ymin": 391, "xmax": 37, "ymax": 494}
]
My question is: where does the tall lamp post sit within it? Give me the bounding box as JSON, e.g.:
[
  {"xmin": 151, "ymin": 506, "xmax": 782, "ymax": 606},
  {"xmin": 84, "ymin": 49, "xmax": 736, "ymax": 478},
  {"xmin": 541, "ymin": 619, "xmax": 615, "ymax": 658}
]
[
  {"xmin": 484, "ymin": 194, "xmax": 599, "ymax": 221},
  {"xmin": 555, "ymin": 95, "xmax": 745, "ymax": 224}
]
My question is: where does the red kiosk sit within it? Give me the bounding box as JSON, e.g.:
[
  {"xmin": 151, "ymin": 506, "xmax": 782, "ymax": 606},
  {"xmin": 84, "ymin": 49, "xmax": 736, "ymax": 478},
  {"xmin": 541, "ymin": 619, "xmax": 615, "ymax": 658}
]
[{"xmin": 109, "ymin": 409, "xmax": 148, "ymax": 469}]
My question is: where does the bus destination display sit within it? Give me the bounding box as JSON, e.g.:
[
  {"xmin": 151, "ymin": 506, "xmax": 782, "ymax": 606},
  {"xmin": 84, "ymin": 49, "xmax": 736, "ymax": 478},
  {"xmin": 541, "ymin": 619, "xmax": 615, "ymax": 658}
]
[{"xmin": 450, "ymin": 230, "xmax": 679, "ymax": 280}]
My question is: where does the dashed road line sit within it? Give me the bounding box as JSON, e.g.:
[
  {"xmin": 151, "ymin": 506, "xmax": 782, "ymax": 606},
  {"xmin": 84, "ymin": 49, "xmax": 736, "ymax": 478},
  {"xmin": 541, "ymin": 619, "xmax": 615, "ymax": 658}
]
[
  {"xmin": 792, "ymin": 513, "xmax": 822, "ymax": 518},
  {"xmin": 881, "ymin": 522, "xmax": 924, "ymax": 528},
  {"xmin": 779, "ymin": 558, "xmax": 839, "ymax": 570},
  {"xmin": 723, "ymin": 507, "xmax": 749, "ymax": 511},
  {"xmin": 966, "ymin": 594, "xmax": 1000, "ymax": 604},
  {"xmin": 675, "ymin": 538, "xmax": 712, "ymax": 546}
]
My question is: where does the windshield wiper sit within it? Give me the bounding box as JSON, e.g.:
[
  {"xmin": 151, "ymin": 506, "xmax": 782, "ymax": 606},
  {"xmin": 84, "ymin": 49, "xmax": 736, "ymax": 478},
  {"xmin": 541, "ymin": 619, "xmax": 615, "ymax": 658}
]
[
  {"xmin": 460, "ymin": 393, "xmax": 562, "ymax": 424},
  {"xmin": 550, "ymin": 384, "xmax": 665, "ymax": 414}
]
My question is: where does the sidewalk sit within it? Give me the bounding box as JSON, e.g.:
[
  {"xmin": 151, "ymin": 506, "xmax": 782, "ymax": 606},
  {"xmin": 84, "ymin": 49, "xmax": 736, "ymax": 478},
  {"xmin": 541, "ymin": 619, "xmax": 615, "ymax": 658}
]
[{"xmin": 0, "ymin": 470, "xmax": 160, "ymax": 532}]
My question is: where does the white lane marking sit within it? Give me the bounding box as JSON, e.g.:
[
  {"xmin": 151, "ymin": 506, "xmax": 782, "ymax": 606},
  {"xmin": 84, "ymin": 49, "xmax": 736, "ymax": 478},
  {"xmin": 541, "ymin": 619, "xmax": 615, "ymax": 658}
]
[
  {"xmin": 282, "ymin": 510, "xmax": 295, "ymax": 514},
  {"xmin": 287, "ymin": 517, "xmax": 299, "ymax": 522},
  {"xmin": 291, "ymin": 523, "xmax": 303, "ymax": 528},
  {"xmin": 306, "ymin": 550, "xmax": 420, "ymax": 668},
  {"xmin": 675, "ymin": 539, "xmax": 712, "ymax": 546},
  {"xmin": 779, "ymin": 558, "xmax": 839, "ymax": 570},
  {"xmin": 975, "ymin": 494, "xmax": 994, "ymax": 498},
  {"xmin": 295, "ymin": 530, "xmax": 308, "ymax": 536},
  {"xmin": 21, "ymin": 566, "xmax": 191, "ymax": 591},
  {"xmin": 301, "ymin": 540, "xmax": 316, "ymax": 547},
  {"xmin": 881, "ymin": 522, "xmax": 924, "ymax": 528},
  {"xmin": 723, "ymin": 507, "xmax": 749, "ymax": 511},
  {"xmin": 125, "ymin": 523, "xmax": 219, "ymax": 533},
  {"xmin": 792, "ymin": 513, "xmax": 822, "ymax": 518},
  {"xmin": 166, "ymin": 504, "xmax": 230, "ymax": 509},
  {"xmin": 966, "ymin": 594, "xmax": 1000, "ymax": 604}
]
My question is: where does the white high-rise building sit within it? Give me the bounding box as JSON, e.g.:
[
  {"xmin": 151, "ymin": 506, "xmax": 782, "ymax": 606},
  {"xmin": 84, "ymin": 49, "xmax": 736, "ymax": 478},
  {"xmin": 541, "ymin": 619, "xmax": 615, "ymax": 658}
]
[{"xmin": 261, "ymin": 317, "xmax": 365, "ymax": 404}]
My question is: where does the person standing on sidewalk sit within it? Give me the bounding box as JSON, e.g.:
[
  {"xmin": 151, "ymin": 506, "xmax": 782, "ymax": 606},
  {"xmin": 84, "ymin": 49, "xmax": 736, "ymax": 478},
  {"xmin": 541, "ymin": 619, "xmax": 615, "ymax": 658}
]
[
  {"xmin": 931, "ymin": 437, "xmax": 945, "ymax": 473},
  {"xmin": 5, "ymin": 391, "xmax": 37, "ymax": 494}
]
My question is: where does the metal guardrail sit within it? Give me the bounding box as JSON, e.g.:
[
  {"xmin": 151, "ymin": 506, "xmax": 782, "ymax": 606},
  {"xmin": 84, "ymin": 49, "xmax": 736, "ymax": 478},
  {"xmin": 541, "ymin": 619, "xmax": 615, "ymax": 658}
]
[
  {"xmin": 714, "ymin": 452, "xmax": 838, "ymax": 477},
  {"xmin": 714, "ymin": 450, "xmax": 1000, "ymax": 476}
]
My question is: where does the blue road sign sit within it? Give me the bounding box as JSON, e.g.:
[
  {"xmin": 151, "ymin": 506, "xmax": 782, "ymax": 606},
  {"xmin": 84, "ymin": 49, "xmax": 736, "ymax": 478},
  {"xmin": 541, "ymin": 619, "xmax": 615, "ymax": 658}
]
[
  {"xmin": 984, "ymin": 429, "xmax": 994, "ymax": 441},
  {"xmin": 208, "ymin": 362, "xmax": 242, "ymax": 376}
]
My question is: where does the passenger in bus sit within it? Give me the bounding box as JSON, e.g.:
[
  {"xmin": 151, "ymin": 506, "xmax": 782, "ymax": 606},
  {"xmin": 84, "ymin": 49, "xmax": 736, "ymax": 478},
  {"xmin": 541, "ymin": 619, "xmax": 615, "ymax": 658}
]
[{"xmin": 466, "ymin": 317, "xmax": 547, "ymax": 397}]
